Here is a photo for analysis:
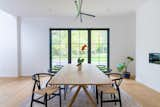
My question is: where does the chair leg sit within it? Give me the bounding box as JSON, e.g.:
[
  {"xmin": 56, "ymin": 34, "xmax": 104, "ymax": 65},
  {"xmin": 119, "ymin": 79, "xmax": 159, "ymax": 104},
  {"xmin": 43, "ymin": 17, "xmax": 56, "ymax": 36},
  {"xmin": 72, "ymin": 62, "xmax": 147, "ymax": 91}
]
[
  {"xmin": 45, "ymin": 93, "xmax": 48, "ymax": 107},
  {"xmin": 118, "ymin": 89, "xmax": 122, "ymax": 107},
  {"xmin": 64, "ymin": 85, "xmax": 68, "ymax": 100},
  {"xmin": 96, "ymin": 86, "xmax": 99, "ymax": 104},
  {"xmin": 63, "ymin": 85, "xmax": 65, "ymax": 100},
  {"xmin": 114, "ymin": 94, "xmax": 117, "ymax": 105},
  {"xmin": 110, "ymin": 94, "xmax": 113, "ymax": 99},
  {"xmin": 100, "ymin": 91, "xmax": 103, "ymax": 107},
  {"xmin": 30, "ymin": 93, "xmax": 34, "ymax": 107},
  {"xmin": 59, "ymin": 88, "xmax": 62, "ymax": 107}
]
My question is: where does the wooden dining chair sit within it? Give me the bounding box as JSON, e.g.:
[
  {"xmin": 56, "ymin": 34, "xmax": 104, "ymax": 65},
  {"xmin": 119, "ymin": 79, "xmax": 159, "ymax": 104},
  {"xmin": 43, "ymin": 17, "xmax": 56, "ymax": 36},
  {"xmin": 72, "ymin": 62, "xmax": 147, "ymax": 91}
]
[
  {"xmin": 30, "ymin": 73, "xmax": 61, "ymax": 107},
  {"xmin": 95, "ymin": 66, "xmax": 112, "ymax": 100},
  {"xmin": 96, "ymin": 73, "xmax": 123, "ymax": 107},
  {"xmin": 48, "ymin": 65, "xmax": 64, "ymax": 74},
  {"xmin": 97, "ymin": 65, "xmax": 112, "ymax": 73},
  {"xmin": 48, "ymin": 65, "xmax": 68, "ymax": 100}
]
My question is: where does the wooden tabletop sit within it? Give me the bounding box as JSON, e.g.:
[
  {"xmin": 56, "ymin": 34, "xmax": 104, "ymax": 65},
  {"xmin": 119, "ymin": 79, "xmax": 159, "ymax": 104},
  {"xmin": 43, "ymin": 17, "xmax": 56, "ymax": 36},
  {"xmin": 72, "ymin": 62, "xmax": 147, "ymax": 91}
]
[{"xmin": 50, "ymin": 64, "xmax": 112, "ymax": 85}]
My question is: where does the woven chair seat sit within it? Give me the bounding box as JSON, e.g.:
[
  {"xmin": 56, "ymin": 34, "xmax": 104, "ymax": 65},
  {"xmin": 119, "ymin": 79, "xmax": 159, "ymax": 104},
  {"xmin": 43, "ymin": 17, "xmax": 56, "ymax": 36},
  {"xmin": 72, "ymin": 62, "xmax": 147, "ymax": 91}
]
[
  {"xmin": 110, "ymin": 75, "xmax": 120, "ymax": 80},
  {"xmin": 34, "ymin": 86, "xmax": 59, "ymax": 95},
  {"xmin": 98, "ymin": 85, "xmax": 117, "ymax": 94}
]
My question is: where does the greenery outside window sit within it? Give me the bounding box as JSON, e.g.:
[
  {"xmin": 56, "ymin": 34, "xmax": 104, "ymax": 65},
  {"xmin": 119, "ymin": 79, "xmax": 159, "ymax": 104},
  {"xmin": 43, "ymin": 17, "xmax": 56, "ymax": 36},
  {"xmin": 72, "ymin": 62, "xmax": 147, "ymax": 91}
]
[{"xmin": 50, "ymin": 29, "xmax": 110, "ymax": 69}]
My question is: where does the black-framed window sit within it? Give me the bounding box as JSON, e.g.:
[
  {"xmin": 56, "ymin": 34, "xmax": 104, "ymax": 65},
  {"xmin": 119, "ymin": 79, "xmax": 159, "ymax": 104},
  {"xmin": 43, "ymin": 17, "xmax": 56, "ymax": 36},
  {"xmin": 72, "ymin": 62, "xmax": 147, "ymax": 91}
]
[
  {"xmin": 50, "ymin": 28, "xmax": 110, "ymax": 69},
  {"xmin": 71, "ymin": 30, "xmax": 88, "ymax": 64},
  {"xmin": 50, "ymin": 30, "xmax": 68, "ymax": 65},
  {"xmin": 91, "ymin": 30, "xmax": 108, "ymax": 65}
]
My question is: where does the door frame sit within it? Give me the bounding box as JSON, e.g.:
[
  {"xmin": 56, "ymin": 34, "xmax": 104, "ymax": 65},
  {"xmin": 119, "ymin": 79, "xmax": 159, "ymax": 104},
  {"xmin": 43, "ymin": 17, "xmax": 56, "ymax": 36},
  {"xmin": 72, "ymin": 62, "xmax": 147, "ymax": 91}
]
[{"xmin": 49, "ymin": 28, "xmax": 110, "ymax": 70}]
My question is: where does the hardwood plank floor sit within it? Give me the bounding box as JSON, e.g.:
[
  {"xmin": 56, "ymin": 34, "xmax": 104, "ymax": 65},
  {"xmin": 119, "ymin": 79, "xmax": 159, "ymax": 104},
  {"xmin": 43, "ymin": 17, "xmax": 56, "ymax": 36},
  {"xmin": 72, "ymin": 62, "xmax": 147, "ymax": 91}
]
[
  {"xmin": 0, "ymin": 77, "xmax": 33, "ymax": 107},
  {"xmin": 121, "ymin": 79, "xmax": 160, "ymax": 107},
  {"xmin": 0, "ymin": 77, "xmax": 159, "ymax": 107}
]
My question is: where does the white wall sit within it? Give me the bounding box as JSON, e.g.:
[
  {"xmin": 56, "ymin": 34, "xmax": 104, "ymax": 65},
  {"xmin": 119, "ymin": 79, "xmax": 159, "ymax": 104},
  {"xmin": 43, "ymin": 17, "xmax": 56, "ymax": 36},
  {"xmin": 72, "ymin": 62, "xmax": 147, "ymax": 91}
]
[
  {"xmin": 0, "ymin": 10, "xmax": 18, "ymax": 77},
  {"xmin": 136, "ymin": 0, "xmax": 160, "ymax": 92},
  {"xmin": 21, "ymin": 13, "xmax": 136, "ymax": 76}
]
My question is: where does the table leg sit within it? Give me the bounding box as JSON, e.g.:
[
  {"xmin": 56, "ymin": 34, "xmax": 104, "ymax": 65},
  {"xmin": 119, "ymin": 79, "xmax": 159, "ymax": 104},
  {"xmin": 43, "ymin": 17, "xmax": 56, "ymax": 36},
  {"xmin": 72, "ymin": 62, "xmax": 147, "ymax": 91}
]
[
  {"xmin": 68, "ymin": 86, "xmax": 81, "ymax": 107},
  {"xmin": 82, "ymin": 85, "xmax": 97, "ymax": 107}
]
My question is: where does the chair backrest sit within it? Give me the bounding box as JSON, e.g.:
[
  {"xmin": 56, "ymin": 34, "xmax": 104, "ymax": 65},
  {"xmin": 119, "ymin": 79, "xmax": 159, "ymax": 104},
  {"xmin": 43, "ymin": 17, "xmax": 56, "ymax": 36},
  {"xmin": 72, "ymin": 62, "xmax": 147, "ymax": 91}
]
[
  {"xmin": 48, "ymin": 65, "xmax": 64, "ymax": 74},
  {"xmin": 97, "ymin": 65, "xmax": 112, "ymax": 73},
  {"xmin": 32, "ymin": 73, "xmax": 54, "ymax": 91},
  {"xmin": 105, "ymin": 73, "xmax": 123, "ymax": 89}
]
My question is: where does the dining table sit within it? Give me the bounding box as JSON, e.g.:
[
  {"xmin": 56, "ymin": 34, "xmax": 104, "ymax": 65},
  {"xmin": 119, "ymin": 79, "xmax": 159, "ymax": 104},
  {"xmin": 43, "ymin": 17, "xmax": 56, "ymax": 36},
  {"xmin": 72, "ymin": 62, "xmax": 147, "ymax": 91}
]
[{"xmin": 50, "ymin": 64, "xmax": 112, "ymax": 107}]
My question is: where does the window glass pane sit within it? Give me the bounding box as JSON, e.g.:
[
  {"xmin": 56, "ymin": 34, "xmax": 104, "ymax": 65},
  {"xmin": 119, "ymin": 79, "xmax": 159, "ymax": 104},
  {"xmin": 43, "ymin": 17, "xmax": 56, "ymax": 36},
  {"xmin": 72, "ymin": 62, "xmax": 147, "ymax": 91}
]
[
  {"xmin": 51, "ymin": 30, "xmax": 68, "ymax": 66},
  {"xmin": 91, "ymin": 31, "xmax": 99, "ymax": 44},
  {"xmin": 52, "ymin": 57, "xmax": 60, "ymax": 65},
  {"xmin": 71, "ymin": 30, "xmax": 88, "ymax": 64},
  {"xmin": 52, "ymin": 31, "xmax": 60, "ymax": 44},
  {"xmin": 91, "ymin": 30, "xmax": 108, "ymax": 65}
]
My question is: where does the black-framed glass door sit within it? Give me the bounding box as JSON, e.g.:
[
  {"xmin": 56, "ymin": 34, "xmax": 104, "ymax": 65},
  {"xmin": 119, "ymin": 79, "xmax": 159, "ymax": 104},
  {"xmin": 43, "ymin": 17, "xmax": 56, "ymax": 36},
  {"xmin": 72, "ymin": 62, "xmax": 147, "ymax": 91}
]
[
  {"xmin": 50, "ymin": 30, "xmax": 68, "ymax": 65},
  {"xmin": 50, "ymin": 28, "xmax": 110, "ymax": 69},
  {"xmin": 91, "ymin": 30, "xmax": 108, "ymax": 65},
  {"xmin": 71, "ymin": 30, "xmax": 88, "ymax": 64}
]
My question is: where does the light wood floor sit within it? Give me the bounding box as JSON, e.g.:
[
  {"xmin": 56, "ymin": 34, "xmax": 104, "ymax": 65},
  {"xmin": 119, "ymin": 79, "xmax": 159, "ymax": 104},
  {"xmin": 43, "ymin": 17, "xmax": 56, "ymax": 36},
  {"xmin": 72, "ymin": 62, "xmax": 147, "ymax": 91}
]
[
  {"xmin": 121, "ymin": 79, "xmax": 160, "ymax": 107},
  {"xmin": 0, "ymin": 77, "xmax": 160, "ymax": 107}
]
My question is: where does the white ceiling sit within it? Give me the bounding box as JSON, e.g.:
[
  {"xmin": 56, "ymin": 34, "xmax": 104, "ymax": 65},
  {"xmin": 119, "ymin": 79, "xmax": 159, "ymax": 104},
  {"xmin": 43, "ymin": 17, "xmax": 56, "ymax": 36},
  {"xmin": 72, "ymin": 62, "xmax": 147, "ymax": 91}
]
[{"xmin": 0, "ymin": 0, "xmax": 148, "ymax": 17}]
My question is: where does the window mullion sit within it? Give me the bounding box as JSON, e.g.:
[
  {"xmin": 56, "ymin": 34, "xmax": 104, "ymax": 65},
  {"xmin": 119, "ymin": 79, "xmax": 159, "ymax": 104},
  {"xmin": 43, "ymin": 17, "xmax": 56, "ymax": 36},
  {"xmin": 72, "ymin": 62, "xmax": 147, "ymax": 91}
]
[
  {"xmin": 49, "ymin": 29, "xmax": 52, "ymax": 69},
  {"xmin": 88, "ymin": 30, "xmax": 91, "ymax": 63},
  {"xmin": 68, "ymin": 30, "xmax": 71, "ymax": 63}
]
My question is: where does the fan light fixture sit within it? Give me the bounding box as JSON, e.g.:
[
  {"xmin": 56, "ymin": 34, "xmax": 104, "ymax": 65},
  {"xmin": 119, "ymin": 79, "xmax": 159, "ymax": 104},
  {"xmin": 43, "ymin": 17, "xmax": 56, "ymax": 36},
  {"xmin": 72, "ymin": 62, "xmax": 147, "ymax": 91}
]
[{"xmin": 74, "ymin": 0, "xmax": 96, "ymax": 22}]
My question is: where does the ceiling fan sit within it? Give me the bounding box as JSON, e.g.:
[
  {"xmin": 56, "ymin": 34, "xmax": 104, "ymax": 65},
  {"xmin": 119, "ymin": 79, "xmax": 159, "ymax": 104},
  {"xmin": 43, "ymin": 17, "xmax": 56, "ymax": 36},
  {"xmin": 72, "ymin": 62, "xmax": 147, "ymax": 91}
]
[{"xmin": 74, "ymin": 0, "xmax": 96, "ymax": 22}]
